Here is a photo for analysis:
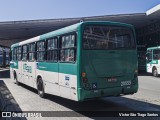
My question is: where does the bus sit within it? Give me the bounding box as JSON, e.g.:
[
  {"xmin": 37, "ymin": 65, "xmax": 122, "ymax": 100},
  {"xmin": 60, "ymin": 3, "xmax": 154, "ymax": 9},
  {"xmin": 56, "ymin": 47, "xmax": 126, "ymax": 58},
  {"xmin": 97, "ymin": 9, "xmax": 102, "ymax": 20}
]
[
  {"xmin": 146, "ymin": 46, "xmax": 160, "ymax": 77},
  {"xmin": 10, "ymin": 21, "xmax": 138, "ymax": 101}
]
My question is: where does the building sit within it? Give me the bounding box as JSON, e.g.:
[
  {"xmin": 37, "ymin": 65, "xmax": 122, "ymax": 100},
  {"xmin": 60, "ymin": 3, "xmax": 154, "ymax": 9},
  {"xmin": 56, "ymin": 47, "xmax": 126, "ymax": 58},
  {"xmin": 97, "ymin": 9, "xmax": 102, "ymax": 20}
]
[{"xmin": 0, "ymin": 4, "xmax": 160, "ymax": 50}]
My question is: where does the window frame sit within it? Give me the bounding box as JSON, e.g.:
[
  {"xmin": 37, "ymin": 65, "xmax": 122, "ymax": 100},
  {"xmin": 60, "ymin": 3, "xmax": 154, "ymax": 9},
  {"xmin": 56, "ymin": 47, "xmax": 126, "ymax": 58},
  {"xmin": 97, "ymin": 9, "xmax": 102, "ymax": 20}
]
[
  {"xmin": 153, "ymin": 49, "xmax": 160, "ymax": 60},
  {"xmin": 146, "ymin": 50, "xmax": 152, "ymax": 63},
  {"xmin": 13, "ymin": 47, "xmax": 17, "ymax": 61},
  {"xmin": 22, "ymin": 45, "xmax": 28, "ymax": 61},
  {"xmin": 28, "ymin": 42, "xmax": 36, "ymax": 62},
  {"xmin": 36, "ymin": 40, "xmax": 46, "ymax": 62},
  {"xmin": 82, "ymin": 24, "xmax": 136, "ymax": 50},
  {"xmin": 17, "ymin": 46, "xmax": 22, "ymax": 61},
  {"xmin": 46, "ymin": 37, "xmax": 58, "ymax": 62},
  {"xmin": 59, "ymin": 32, "xmax": 77, "ymax": 63}
]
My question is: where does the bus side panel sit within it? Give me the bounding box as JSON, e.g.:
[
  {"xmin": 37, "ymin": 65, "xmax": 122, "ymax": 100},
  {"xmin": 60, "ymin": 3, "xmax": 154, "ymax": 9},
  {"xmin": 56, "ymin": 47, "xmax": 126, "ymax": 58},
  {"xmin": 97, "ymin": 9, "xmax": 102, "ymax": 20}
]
[
  {"xmin": 17, "ymin": 61, "xmax": 23, "ymax": 83},
  {"xmin": 36, "ymin": 62, "xmax": 60, "ymax": 96},
  {"xmin": 146, "ymin": 60, "xmax": 159, "ymax": 73},
  {"xmin": 157, "ymin": 61, "xmax": 160, "ymax": 74},
  {"xmin": 21, "ymin": 61, "xmax": 34, "ymax": 87},
  {"xmin": 146, "ymin": 63, "xmax": 152, "ymax": 73},
  {"xmin": 59, "ymin": 63, "xmax": 78, "ymax": 101},
  {"xmin": 23, "ymin": 61, "xmax": 36, "ymax": 88},
  {"xmin": 10, "ymin": 60, "xmax": 18, "ymax": 80}
]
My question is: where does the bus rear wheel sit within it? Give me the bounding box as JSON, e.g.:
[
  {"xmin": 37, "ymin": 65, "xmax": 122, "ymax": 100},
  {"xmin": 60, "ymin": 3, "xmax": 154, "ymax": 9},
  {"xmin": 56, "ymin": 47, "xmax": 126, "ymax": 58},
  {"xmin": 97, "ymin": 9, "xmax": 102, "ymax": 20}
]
[
  {"xmin": 152, "ymin": 68, "xmax": 158, "ymax": 77},
  {"xmin": 37, "ymin": 77, "xmax": 45, "ymax": 98}
]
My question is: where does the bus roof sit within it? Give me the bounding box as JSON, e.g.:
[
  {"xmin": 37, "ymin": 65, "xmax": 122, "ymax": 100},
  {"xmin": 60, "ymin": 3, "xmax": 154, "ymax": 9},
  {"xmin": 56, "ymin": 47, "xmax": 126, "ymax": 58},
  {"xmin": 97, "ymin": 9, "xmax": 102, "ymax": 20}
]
[
  {"xmin": 11, "ymin": 21, "xmax": 134, "ymax": 48},
  {"xmin": 147, "ymin": 46, "xmax": 160, "ymax": 50}
]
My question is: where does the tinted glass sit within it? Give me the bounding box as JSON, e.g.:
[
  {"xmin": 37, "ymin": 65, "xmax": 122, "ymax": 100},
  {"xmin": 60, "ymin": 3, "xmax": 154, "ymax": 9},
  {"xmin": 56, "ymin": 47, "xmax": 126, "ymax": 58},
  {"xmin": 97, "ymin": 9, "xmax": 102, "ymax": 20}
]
[
  {"xmin": 48, "ymin": 38, "xmax": 57, "ymax": 50},
  {"xmin": 153, "ymin": 49, "xmax": 160, "ymax": 60},
  {"xmin": 83, "ymin": 25, "xmax": 135, "ymax": 50},
  {"xmin": 37, "ymin": 41, "xmax": 45, "ymax": 51},
  {"xmin": 62, "ymin": 35, "xmax": 75, "ymax": 48}
]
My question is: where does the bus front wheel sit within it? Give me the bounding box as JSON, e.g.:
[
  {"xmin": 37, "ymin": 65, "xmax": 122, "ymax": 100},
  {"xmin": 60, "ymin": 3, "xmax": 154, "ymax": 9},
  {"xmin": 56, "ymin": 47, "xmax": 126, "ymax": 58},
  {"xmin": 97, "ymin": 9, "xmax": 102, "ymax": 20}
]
[
  {"xmin": 37, "ymin": 77, "xmax": 45, "ymax": 98},
  {"xmin": 152, "ymin": 68, "xmax": 158, "ymax": 77}
]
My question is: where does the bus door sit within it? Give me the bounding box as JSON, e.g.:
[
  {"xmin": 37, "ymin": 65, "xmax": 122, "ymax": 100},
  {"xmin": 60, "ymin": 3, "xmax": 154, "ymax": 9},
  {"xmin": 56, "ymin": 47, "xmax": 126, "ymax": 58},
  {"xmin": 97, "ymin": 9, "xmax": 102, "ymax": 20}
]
[
  {"xmin": 146, "ymin": 50, "xmax": 153, "ymax": 72},
  {"xmin": 36, "ymin": 39, "xmax": 59, "ymax": 95},
  {"xmin": 25, "ymin": 61, "xmax": 36, "ymax": 87},
  {"xmin": 11, "ymin": 47, "xmax": 22, "ymax": 83},
  {"xmin": 26, "ymin": 43, "xmax": 36, "ymax": 87},
  {"xmin": 21, "ymin": 45, "xmax": 28, "ymax": 85}
]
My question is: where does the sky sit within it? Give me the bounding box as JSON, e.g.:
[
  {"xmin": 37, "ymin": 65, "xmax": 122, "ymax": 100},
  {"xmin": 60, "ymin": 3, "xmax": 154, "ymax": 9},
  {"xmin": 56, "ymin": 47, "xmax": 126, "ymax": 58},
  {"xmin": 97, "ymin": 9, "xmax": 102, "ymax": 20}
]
[{"xmin": 0, "ymin": 0, "xmax": 160, "ymax": 22}]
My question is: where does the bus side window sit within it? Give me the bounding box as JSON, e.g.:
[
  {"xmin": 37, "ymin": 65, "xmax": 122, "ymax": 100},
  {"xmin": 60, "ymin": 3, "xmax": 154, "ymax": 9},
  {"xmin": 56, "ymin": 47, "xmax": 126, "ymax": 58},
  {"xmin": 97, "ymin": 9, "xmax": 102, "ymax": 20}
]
[
  {"xmin": 13, "ymin": 47, "xmax": 17, "ymax": 61},
  {"xmin": 46, "ymin": 37, "xmax": 58, "ymax": 62},
  {"xmin": 28, "ymin": 43, "xmax": 36, "ymax": 61},
  {"xmin": 36, "ymin": 41, "xmax": 46, "ymax": 62},
  {"xmin": 22, "ymin": 45, "xmax": 28, "ymax": 61},
  {"xmin": 153, "ymin": 49, "xmax": 160, "ymax": 60},
  {"xmin": 60, "ymin": 33, "xmax": 76, "ymax": 63},
  {"xmin": 17, "ymin": 46, "xmax": 22, "ymax": 61},
  {"xmin": 146, "ymin": 50, "xmax": 152, "ymax": 63}
]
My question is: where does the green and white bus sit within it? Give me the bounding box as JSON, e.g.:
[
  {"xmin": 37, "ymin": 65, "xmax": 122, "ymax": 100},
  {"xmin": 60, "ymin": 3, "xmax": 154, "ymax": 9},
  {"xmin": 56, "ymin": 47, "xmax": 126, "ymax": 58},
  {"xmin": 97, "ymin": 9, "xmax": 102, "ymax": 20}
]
[
  {"xmin": 146, "ymin": 46, "xmax": 160, "ymax": 77},
  {"xmin": 10, "ymin": 21, "xmax": 138, "ymax": 101}
]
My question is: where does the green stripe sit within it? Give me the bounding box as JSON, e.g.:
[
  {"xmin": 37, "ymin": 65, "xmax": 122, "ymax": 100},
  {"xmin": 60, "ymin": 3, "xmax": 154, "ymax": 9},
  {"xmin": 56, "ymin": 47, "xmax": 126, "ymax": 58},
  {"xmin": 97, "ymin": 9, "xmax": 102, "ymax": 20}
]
[
  {"xmin": 38, "ymin": 62, "xmax": 77, "ymax": 75},
  {"xmin": 10, "ymin": 61, "xmax": 18, "ymax": 69}
]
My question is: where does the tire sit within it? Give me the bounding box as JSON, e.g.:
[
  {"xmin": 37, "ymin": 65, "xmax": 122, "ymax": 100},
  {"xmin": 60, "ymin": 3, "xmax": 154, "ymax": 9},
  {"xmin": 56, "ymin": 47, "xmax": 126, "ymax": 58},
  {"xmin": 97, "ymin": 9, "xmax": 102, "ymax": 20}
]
[
  {"xmin": 37, "ymin": 77, "xmax": 45, "ymax": 98},
  {"xmin": 14, "ymin": 72, "xmax": 19, "ymax": 85},
  {"xmin": 152, "ymin": 68, "xmax": 158, "ymax": 77}
]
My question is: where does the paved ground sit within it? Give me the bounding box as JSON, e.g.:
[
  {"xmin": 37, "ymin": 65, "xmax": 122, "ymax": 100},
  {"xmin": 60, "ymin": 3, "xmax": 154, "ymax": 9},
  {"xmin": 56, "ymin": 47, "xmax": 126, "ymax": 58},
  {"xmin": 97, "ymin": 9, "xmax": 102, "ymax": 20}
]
[
  {"xmin": 125, "ymin": 73, "xmax": 160, "ymax": 106},
  {"xmin": 0, "ymin": 70, "xmax": 160, "ymax": 120}
]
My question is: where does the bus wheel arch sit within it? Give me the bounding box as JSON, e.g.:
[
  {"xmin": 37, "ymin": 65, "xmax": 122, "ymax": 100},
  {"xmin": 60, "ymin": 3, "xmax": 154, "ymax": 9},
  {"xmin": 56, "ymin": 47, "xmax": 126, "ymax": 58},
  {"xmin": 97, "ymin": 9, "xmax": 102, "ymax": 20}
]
[
  {"xmin": 36, "ymin": 75, "xmax": 45, "ymax": 98},
  {"xmin": 152, "ymin": 66, "xmax": 158, "ymax": 77}
]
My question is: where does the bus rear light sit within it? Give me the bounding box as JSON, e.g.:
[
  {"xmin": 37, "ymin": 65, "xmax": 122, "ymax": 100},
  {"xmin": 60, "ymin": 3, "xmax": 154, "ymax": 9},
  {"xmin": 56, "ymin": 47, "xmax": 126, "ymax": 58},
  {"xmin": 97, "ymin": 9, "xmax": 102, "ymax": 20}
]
[{"xmin": 82, "ymin": 72, "xmax": 86, "ymax": 77}]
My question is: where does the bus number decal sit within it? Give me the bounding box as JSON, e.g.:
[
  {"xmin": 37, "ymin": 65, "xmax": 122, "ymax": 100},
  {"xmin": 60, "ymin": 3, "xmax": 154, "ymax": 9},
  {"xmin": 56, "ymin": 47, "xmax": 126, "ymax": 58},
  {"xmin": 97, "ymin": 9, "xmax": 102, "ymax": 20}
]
[
  {"xmin": 23, "ymin": 63, "xmax": 32, "ymax": 73},
  {"xmin": 65, "ymin": 75, "xmax": 70, "ymax": 81},
  {"xmin": 121, "ymin": 81, "xmax": 131, "ymax": 86}
]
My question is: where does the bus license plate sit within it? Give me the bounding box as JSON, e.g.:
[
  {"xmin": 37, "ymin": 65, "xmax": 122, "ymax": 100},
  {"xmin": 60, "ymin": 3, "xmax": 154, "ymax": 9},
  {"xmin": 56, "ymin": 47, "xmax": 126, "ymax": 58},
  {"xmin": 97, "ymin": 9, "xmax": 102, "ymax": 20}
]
[
  {"xmin": 107, "ymin": 77, "xmax": 117, "ymax": 82},
  {"xmin": 121, "ymin": 81, "xmax": 131, "ymax": 86}
]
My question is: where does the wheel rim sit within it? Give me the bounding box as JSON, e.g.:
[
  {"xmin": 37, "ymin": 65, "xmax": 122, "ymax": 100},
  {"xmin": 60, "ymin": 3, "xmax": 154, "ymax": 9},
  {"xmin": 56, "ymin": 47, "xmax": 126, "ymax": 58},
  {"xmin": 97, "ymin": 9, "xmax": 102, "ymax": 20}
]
[
  {"xmin": 38, "ymin": 79, "xmax": 43, "ymax": 91},
  {"xmin": 154, "ymin": 69, "xmax": 157, "ymax": 76},
  {"xmin": 37, "ymin": 78, "xmax": 44, "ymax": 97}
]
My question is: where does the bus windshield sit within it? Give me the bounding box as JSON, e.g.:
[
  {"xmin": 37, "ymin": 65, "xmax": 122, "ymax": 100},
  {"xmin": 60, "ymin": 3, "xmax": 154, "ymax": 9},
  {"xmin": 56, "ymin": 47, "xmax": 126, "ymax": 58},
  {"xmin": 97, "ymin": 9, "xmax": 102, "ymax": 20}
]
[
  {"xmin": 153, "ymin": 49, "xmax": 160, "ymax": 60},
  {"xmin": 83, "ymin": 25, "xmax": 135, "ymax": 50}
]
